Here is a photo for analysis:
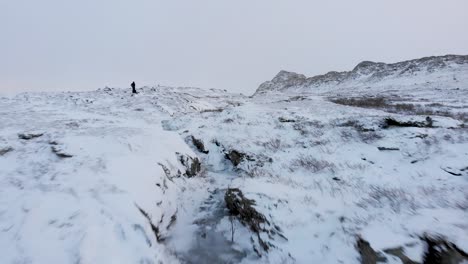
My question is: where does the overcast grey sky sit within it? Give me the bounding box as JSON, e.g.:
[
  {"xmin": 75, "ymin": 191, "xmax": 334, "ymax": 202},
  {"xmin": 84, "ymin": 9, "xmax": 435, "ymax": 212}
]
[{"xmin": 1, "ymin": 0, "xmax": 468, "ymax": 95}]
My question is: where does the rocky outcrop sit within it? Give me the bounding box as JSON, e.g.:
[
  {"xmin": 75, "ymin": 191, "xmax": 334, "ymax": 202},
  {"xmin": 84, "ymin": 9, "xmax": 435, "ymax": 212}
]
[
  {"xmin": 224, "ymin": 188, "xmax": 286, "ymax": 256},
  {"xmin": 256, "ymin": 70, "xmax": 307, "ymax": 94},
  {"xmin": 18, "ymin": 132, "xmax": 44, "ymax": 140},
  {"xmin": 383, "ymin": 247, "xmax": 419, "ymax": 264},
  {"xmin": 225, "ymin": 188, "xmax": 268, "ymax": 234},
  {"xmin": 176, "ymin": 152, "xmax": 201, "ymax": 177},
  {"xmin": 191, "ymin": 136, "xmax": 209, "ymax": 154},
  {"xmin": 225, "ymin": 150, "xmax": 247, "ymax": 167},
  {"xmin": 51, "ymin": 146, "xmax": 73, "ymax": 158},
  {"xmin": 422, "ymin": 235, "xmax": 468, "ymax": 264},
  {"xmin": 49, "ymin": 141, "xmax": 73, "ymax": 158},
  {"xmin": 355, "ymin": 235, "xmax": 468, "ymax": 264},
  {"xmin": 224, "ymin": 149, "xmax": 272, "ymax": 170},
  {"xmin": 0, "ymin": 146, "xmax": 13, "ymax": 156},
  {"xmin": 356, "ymin": 237, "xmax": 388, "ymax": 264},
  {"xmin": 254, "ymin": 55, "xmax": 468, "ymax": 95},
  {"xmin": 382, "ymin": 117, "xmax": 433, "ymax": 129}
]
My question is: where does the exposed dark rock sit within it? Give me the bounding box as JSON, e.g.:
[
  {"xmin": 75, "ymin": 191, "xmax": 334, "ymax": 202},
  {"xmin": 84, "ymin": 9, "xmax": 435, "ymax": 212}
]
[
  {"xmin": 136, "ymin": 205, "xmax": 162, "ymax": 243},
  {"xmin": 225, "ymin": 188, "xmax": 268, "ymax": 234},
  {"xmin": 441, "ymin": 167, "xmax": 463, "ymax": 176},
  {"xmin": 377, "ymin": 147, "xmax": 400, "ymax": 151},
  {"xmin": 212, "ymin": 139, "xmax": 221, "ymax": 147},
  {"xmin": 191, "ymin": 136, "xmax": 209, "ymax": 154},
  {"xmin": 177, "ymin": 153, "xmax": 201, "ymax": 177},
  {"xmin": 361, "ymin": 157, "xmax": 375, "ymax": 164},
  {"xmin": 18, "ymin": 132, "xmax": 44, "ymax": 140},
  {"xmin": 422, "ymin": 235, "xmax": 468, "ymax": 264},
  {"xmin": 357, "ymin": 235, "xmax": 468, "ymax": 264},
  {"xmin": 383, "ymin": 247, "xmax": 419, "ymax": 264},
  {"xmin": 382, "ymin": 117, "xmax": 433, "ymax": 129},
  {"xmin": 356, "ymin": 237, "xmax": 387, "ymax": 264},
  {"xmin": 188, "ymin": 159, "xmax": 201, "ymax": 177},
  {"xmin": 200, "ymin": 108, "xmax": 224, "ymax": 113},
  {"xmin": 0, "ymin": 146, "xmax": 13, "ymax": 156},
  {"xmin": 278, "ymin": 117, "xmax": 296, "ymax": 123},
  {"xmin": 51, "ymin": 146, "xmax": 73, "ymax": 158},
  {"xmin": 225, "ymin": 150, "xmax": 246, "ymax": 167},
  {"xmin": 223, "ymin": 147, "xmax": 272, "ymax": 175},
  {"xmin": 224, "ymin": 188, "xmax": 285, "ymax": 256},
  {"xmin": 166, "ymin": 210, "xmax": 177, "ymax": 230},
  {"xmin": 413, "ymin": 134, "xmax": 429, "ymax": 139}
]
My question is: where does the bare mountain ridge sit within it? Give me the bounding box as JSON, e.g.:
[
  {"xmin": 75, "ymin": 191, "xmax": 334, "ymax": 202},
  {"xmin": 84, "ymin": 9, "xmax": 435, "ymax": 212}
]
[{"xmin": 255, "ymin": 54, "xmax": 468, "ymax": 94}]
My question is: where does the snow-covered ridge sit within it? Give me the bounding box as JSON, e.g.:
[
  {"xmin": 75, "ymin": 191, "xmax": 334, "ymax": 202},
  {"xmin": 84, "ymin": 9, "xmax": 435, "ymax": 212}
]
[{"xmin": 255, "ymin": 54, "xmax": 468, "ymax": 95}]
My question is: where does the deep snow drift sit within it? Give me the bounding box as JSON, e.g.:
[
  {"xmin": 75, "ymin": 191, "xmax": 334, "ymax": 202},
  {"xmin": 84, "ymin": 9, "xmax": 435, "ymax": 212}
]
[{"xmin": 1, "ymin": 55, "xmax": 468, "ymax": 264}]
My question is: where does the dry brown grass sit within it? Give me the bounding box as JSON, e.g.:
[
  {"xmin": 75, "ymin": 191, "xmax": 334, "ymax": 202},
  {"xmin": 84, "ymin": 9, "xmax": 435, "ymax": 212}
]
[
  {"xmin": 330, "ymin": 96, "xmax": 468, "ymax": 122},
  {"xmin": 290, "ymin": 154, "xmax": 336, "ymax": 173},
  {"xmin": 356, "ymin": 185, "xmax": 418, "ymax": 213}
]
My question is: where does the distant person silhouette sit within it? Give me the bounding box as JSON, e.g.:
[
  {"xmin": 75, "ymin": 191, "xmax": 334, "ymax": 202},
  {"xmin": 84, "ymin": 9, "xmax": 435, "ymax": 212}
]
[{"xmin": 131, "ymin": 81, "xmax": 137, "ymax": 94}]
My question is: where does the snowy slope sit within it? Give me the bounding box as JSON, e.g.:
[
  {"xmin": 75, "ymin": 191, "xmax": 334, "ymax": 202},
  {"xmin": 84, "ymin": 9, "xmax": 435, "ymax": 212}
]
[
  {"xmin": 165, "ymin": 55, "xmax": 468, "ymax": 263},
  {"xmin": 1, "ymin": 55, "xmax": 468, "ymax": 264},
  {"xmin": 0, "ymin": 87, "xmax": 243, "ymax": 263},
  {"xmin": 169, "ymin": 93, "xmax": 468, "ymax": 263}
]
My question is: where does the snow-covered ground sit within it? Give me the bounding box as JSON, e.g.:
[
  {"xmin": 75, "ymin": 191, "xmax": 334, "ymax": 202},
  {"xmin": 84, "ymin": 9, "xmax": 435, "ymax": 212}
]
[
  {"xmin": 0, "ymin": 87, "xmax": 240, "ymax": 263},
  {"xmin": 169, "ymin": 94, "xmax": 468, "ymax": 263},
  {"xmin": 1, "ymin": 55, "xmax": 468, "ymax": 263}
]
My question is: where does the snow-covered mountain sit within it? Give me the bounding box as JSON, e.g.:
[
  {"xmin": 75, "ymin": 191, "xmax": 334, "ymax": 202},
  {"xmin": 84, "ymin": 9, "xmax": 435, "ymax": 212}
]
[
  {"xmin": 255, "ymin": 55, "xmax": 468, "ymax": 95},
  {"xmin": 1, "ymin": 55, "xmax": 468, "ymax": 264}
]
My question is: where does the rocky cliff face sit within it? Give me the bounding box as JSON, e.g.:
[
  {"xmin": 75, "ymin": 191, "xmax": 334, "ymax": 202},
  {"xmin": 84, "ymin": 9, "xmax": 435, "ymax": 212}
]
[{"xmin": 255, "ymin": 55, "xmax": 468, "ymax": 95}]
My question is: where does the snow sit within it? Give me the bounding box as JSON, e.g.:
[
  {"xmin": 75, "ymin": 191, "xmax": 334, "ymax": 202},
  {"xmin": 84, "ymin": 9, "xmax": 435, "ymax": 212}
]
[
  {"xmin": 0, "ymin": 88, "xmax": 208, "ymax": 263},
  {"xmin": 1, "ymin": 56, "xmax": 468, "ymax": 263}
]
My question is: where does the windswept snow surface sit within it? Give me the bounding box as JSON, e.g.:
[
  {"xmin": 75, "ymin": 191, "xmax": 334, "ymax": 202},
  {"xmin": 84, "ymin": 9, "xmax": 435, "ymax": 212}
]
[
  {"xmin": 170, "ymin": 93, "xmax": 468, "ymax": 263},
  {"xmin": 0, "ymin": 87, "xmax": 242, "ymax": 263},
  {"xmin": 1, "ymin": 56, "xmax": 468, "ymax": 264}
]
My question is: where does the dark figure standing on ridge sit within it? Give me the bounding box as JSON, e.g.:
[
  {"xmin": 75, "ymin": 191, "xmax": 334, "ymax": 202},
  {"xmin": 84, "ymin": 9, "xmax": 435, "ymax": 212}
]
[{"xmin": 131, "ymin": 81, "xmax": 137, "ymax": 94}]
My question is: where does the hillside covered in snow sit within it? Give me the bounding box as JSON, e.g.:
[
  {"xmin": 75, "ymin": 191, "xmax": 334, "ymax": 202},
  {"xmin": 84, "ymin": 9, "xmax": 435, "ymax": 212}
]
[
  {"xmin": 1, "ymin": 55, "xmax": 468, "ymax": 264},
  {"xmin": 255, "ymin": 55, "xmax": 468, "ymax": 96}
]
